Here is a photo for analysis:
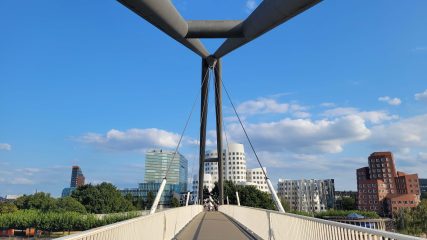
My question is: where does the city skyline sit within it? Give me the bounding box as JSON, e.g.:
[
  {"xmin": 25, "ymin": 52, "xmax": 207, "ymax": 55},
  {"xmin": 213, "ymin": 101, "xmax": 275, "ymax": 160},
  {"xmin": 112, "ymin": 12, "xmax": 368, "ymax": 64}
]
[{"xmin": 1, "ymin": 1, "xmax": 427, "ymax": 196}]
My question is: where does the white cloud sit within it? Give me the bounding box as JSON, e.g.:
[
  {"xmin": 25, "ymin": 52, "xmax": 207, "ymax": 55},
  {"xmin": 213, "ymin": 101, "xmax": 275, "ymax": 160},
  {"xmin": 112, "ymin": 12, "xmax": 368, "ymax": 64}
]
[
  {"xmin": 0, "ymin": 143, "xmax": 11, "ymax": 151},
  {"xmin": 17, "ymin": 168, "xmax": 42, "ymax": 176},
  {"xmin": 413, "ymin": 47, "xmax": 427, "ymax": 52},
  {"xmin": 418, "ymin": 152, "xmax": 427, "ymax": 161},
  {"xmin": 378, "ymin": 96, "xmax": 401, "ymax": 106},
  {"xmin": 320, "ymin": 102, "xmax": 335, "ymax": 108},
  {"xmin": 227, "ymin": 115, "xmax": 370, "ymax": 154},
  {"xmin": 292, "ymin": 111, "xmax": 311, "ymax": 118},
  {"xmin": 8, "ymin": 177, "xmax": 34, "ymax": 185},
  {"xmin": 237, "ymin": 98, "xmax": 289, "ymax": 115},
  {"xmin": 415, "ymin": 89, "xmax": 427, "ymax": 102},
  {"xmin": 370, "ymin": 114, "xmax": 427, "ymax": 150},
  {"xmin": 245, "ymin": 0, "xmax": 257, "ymax": 12},
  {"xmin": 323, "ymin": 107, "xmax": 398, "ymax": 124},
  {"xmin": 235, "ymin": 98, "xmax": 309, "ymax": 119},
  {"xmin": 76, "ymin": 128, "xmax": 186, "ymax": 151}
]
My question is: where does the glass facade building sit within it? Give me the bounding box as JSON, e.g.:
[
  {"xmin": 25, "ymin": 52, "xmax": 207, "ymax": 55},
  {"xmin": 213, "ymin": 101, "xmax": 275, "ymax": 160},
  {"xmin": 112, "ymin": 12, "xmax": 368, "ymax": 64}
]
[
  {"xmin": 62, "ymin": 166, "xmax": 85, "ymax": 197},
  {"xmin": 122, "ymin": 182, "xmax": 185, "ymax": 206},
  {"xmin": 121, "ymin": 149, "xmax": 188, "ymax": 208},
  {"xmin": 70, "ymin": 166, "xmax": 85, "ymax": 188},
  {"xmin": 145, "ymin": 149, "xmax": 187, "ymax": 188}
]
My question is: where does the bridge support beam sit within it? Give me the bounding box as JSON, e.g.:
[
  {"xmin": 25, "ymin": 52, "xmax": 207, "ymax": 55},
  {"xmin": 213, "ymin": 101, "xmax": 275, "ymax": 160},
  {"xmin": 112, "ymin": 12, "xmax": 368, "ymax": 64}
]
[
  {"xmin": 214, "ymin": 58, "xmax": 224, "ymax": 205},
  {"xmin": 198, "ymin": 58, "xmax": 210, "ymax": 202}
]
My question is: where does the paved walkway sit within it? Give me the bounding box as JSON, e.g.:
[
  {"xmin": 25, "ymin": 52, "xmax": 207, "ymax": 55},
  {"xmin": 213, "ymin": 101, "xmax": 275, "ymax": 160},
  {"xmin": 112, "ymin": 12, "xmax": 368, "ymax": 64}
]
[{"xmin": 174, "ymin": 211, "xmax": 255, "ymax": 240}]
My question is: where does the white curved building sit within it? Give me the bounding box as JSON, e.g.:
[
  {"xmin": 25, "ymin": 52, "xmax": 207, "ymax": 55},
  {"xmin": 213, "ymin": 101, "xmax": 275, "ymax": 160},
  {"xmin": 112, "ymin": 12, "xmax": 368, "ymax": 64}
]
[
  {"xmin": 246, "ymin": 167, "xmax": 269, "ymax": 192},
  {"xmin": 205, "ymin": 143, "xmax": 247, "ymax": 184}
]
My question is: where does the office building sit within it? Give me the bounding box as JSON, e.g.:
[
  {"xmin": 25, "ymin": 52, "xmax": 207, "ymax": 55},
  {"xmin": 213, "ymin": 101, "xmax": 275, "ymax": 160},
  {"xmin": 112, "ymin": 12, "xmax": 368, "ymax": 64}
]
[
  {"xmin": 277, "ymin": 179, "xmax": 335, "ymax": 212},
  {"xmin": 121, "ymin": 149, "xmax": 188, "ymax": 207},
  {"xmin": 4, "ymin": 195, "xmax": 22, "ymax": 202},
  {"xmin": 419, "ymin": 178, "xmax": 427, "ymax": 196},
  {"xmin": 192, "ymin": 173, "xmax": 215, "ymax": 199},
  {"xmin": 145, "ymin": 149, "xmax": 188, "ymax": 187},
  {"xmin": 62, "ymin": 166, "xmax": 85, "ymax": 197},
  {"xmin": 245, "ymin": 167, "xmax": 269, "ymax": 192},
  {"xmin": 356, "ymin": 152, "xmax": 420, "ymax": 216},
  {"xmin": 70, "ymin": 166, "xmax": 85, "ymax": 188},
  {"xmin": 202, "ymin": 143, "xmax": 271, "ymax": 194},
  {"xmin": 204, "ymin": 143, "xmax": 247, "ymax": 184},
  {"xmin": 121, "ymin": 182, "xmax": 184, "ymax": 207}
]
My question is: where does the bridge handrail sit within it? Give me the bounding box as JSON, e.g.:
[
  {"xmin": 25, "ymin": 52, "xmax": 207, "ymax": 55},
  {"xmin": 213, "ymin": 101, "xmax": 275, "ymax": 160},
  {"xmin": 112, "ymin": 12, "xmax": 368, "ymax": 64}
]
[
  {"xmin": 219, "ymin": 205, "xmax": 423, "ymax": 240},
  {"xmin": 57, "ymin": 205, "xmax": 202, "ymax": 240}
]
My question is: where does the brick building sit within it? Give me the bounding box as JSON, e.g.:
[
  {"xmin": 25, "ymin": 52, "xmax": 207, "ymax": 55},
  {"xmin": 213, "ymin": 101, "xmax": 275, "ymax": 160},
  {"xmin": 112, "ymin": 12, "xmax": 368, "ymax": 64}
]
[
  {"xmin": 62, "ymin": 166, "xmax": 86, "ymax": 197},
  {"xmin": 70, "ymin": 166, "xmax": 85, "ymax": 188},
  {"xmin": 356, "ymin": 152, "xmax": 420, "ymax": 216}
]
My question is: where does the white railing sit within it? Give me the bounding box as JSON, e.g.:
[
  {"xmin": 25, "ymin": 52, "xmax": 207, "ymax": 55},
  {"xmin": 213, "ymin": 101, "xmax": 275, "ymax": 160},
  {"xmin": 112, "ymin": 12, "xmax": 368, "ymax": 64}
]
[
  {"xmin": 219, "ymin": 205, "xmax": 424, "ymax": 240},
  {"xmin": 57, "ymin": 205, "xmax": 203, "ymax": 240}
]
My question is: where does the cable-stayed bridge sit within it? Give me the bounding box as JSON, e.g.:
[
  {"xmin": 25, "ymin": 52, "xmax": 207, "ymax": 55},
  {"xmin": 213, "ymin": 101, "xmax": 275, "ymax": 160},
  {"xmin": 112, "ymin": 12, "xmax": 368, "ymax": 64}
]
[{"xmin": 57, "ymin": 1, "xmax": 424, "ymax": 239}]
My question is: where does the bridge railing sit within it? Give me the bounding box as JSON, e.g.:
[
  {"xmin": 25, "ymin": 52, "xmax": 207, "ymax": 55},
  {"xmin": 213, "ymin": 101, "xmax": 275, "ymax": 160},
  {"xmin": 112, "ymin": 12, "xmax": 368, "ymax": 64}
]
[
  {"xmin": 57, "ymin": 205, "xmax": 202, "ymax": 240},
  {"xmin": 219, "ymin": 205, "xmax": 423, "ymax": 240}
]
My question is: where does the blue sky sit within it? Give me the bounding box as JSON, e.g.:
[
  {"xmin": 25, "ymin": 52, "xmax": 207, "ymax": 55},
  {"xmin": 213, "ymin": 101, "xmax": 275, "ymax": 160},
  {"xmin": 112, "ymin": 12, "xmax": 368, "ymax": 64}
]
[{"xmin": 0, "ymin": 0, "xmax": 426, "ymax": 197}]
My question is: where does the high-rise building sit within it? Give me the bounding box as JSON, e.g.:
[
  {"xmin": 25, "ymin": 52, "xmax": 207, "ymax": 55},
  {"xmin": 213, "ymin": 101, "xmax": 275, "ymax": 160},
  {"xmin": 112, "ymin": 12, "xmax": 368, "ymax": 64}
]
[
  {"xmin": 419, "ymin": 178, "xmax": 427, "ymax": 196},
  {"xmin": 192, "ymin": 174, "xmax": 215, "ymax": 192},
  {"xmin": 194, "ymin": 143, "xmax": 271, "ymax": 197},
  {"xmin": 245, "ymin": 167, "xmax": 269, "ymax": 192},
  {"xmin": 121, "ymin": 149, "xmax": 188, "ymax": 208},
  {"xmin": 144, "ymin": 149, "xmax": 188, "ymax": 188},
  {"xmin": 277, "ymin": 179, "xmax": 335, "ymax": 212},
  {"xmin": 356, "ymin": 152, "xmax": 420, "ymax": 216},
  {"xmin": 62, "ymin": 166, "xmax": 85, "ymax": 197},
  {"xmin": 191, "ymin": 173, "xmax": 215, "ymax": 200},
  {"xmin": 204, "ymin": 143, "xmax": 247, "ymax": 184},
  {"xmin": 70, "ymin": 166, "xmax": 85, "ymax": 188}
]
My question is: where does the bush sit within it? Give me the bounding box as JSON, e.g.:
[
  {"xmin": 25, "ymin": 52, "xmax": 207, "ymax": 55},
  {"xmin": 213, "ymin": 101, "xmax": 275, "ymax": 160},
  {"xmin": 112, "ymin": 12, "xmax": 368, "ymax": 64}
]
[
  {"xmin": 0, "ymin": 202, "xmax": 18, "ymax": 214},
  {"xmin": 15, "ymin": 193, "xmax": 57, "ymax": 212},
  {"xmin": 0, "ymin": 210, "xmax": 139, "ymax": 232},
  {"xmin": 314, "ymin": 209, "xmax": 380, "ymax": 219},
  {"xmin": 71, "ymin": 183, "xmax": 135, "ymax": 214},
  {"xmin": 56, "ymin": 197, "xmax": 86, "ymax": 214}
]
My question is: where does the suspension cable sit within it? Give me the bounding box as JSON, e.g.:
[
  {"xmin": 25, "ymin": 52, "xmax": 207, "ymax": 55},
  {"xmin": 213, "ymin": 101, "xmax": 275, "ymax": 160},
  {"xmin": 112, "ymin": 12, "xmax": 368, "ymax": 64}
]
[
  {"xmin": 221, "ymin": 80, "xmax": 268, "ymax": 178},
  {"xmin": 164, "ymin": 68, "xmax": 210, "ymax": 178}
]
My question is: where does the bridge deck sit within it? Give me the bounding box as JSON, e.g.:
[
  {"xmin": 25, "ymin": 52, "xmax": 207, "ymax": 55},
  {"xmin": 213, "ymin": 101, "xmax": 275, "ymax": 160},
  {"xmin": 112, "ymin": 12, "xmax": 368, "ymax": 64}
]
[{"xmin": 174, "ymin": 211, "xmax": 255, "ymax": 240}]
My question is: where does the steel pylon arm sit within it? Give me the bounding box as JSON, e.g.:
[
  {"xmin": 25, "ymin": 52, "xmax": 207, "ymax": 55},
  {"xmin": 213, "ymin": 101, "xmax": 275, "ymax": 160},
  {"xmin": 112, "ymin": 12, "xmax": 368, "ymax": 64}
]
[
  {"xmin": 214, "ymin": 0, "xmax": 321, "ymax": 58},
  {"xmin": 118, "ymin": 0, "xmax": 209, "ymax": 58},
  {"xmin": 117, "ymin": 0, "xmax": 322, "ymax": 209}
]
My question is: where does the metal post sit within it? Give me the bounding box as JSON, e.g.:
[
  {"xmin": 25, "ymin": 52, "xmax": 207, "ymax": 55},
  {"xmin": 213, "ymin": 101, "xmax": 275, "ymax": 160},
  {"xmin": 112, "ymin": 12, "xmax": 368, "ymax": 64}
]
[
  {"xmin": 236, "ymin": 191, "xmax": 240, "ymax": 206},
  {"xmin": 150, "ymin": 177, "xmax": 167, "ymax": 214},
  {"xmin": 214, "ymin": 58, "xmax": 224, "ymax": 205},
  {"xmin": 198, "ymin": 58, "xmax": 210, "ymax": 202},
  {"xmin": 185, "ymin": 191, "xmax": 190, "ymax": 206},
  {"xmin": 266, "ymin": 178, "xmax": 285, "ymax": 213},
  {"xmin": 227, "ymin": 196, "xmax": 229, "ymax": 205}
]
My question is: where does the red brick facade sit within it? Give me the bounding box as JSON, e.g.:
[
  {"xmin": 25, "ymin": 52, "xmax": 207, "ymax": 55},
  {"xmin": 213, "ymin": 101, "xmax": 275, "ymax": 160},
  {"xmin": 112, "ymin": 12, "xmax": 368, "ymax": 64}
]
[{"xmin": 356, "ymin": 152, "xmax": 420, "ymax": 216}]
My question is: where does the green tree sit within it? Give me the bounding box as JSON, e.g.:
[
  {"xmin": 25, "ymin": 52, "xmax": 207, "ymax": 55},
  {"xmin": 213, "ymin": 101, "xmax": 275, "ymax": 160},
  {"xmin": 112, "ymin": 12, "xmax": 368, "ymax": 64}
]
[
  {"xmin": 124, "ymin": 194, "xmax": 146, "ymax": 210},
  {"xmin": 395, "ymin": 199, "xmax": 427, "ymax": 236},
  {"xmin": 15, "ymin": 192, "xmax": 57, "ymax": 212},
  {"xmin": 71, "ymin": 182, "xmax": 135, "ymax": 214},
  {"xmin": 56, "ymin": 197, "xmax": 86, "ymax": 214},
  {"xmin": 280, "ymin": 197, "xmax": 291, "ymax": 212},
  {"xmin": 315, "ymin": 209, "xmax": 379, "ymax": 219},
  {"xmin": 171, "ymin": 197, "xmax": 180, "ymax": 208},
  {"xmin": 146, "ymin": 191, "xmax": 154, "ymax": 209},
  {"xmin": 340, "ymin": 196, "xmax": 356, "ymax": 210},
  {"xmin": 0, "ymin": 202, "xmax": 18, "ymax": 214},
  {"xmin": 213, "ymin": 181, "xmax": 276, "ymax": 210}
]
